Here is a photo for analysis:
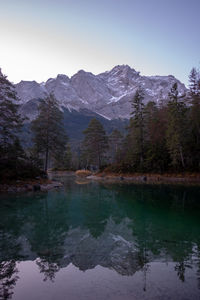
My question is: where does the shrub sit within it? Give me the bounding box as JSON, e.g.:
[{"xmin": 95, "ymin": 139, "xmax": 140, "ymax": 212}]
[{"xmin": 75, "ymin": 170, "xmax": 92, "ymax": 177}]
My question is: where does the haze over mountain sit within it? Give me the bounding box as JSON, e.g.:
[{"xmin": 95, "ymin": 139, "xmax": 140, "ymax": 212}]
[{"xmin": 16, "ymin": 65, "xmax": 187, "ymax": 120}]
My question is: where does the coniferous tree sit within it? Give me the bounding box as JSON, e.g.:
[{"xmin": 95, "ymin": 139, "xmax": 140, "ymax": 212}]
[
  {"xmin": 0, "ymin": 69, "xmax": 23, "ymax": 149},
  {"xmin": 189, "ymin": 68, "xmax": 199, "ymax": 96},
  {"xmin": 53, "ymin": 144, "xmax": 72, "ymax": 170},
  {"xmin": 144, "ymin": 101, "xmax": 169, "ymax": 172},
  {"xmin": 81, "ymin": 118, "xmax": 108, "ymax": 169},
  {"xmin": 0, "ymin": 69, "xmax": 29, "ymax": 179},
  {"xmin": 127, "ymin": 87, "xmax": 146, "ymax": 170},
  {"xmin": 31, "ymin": 94, "xmax": 67, "ymax": 172},
  {"xmin": 188, "ymin": 68, "xmax": 200, "ymax": 170},
  {"xmin": 166, "ymin": 83, "xmax": 187, "ymax": 170},
  {"xmin": 63, "ymin": 144, "xmax": 72, "ymax": 170},
  {"xmin": 108, "ymin": 129, "xmax": 123, "ymax": 164}
]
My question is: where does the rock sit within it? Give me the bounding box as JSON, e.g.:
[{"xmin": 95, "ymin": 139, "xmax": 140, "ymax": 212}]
[
  {"xmin": 41, "ymin": 174, "xmax": 48, "ymax": 179},
  {"xmin": 17, "ymin": 187, "xmax": 26, "ymax": 192},
  {"xmin": 87, "ymin": 175, "xmax": 101, "ymax": 180},
  {"xmin": 24, "ymin": 184, "xmax": 33, "ymax": 191},
  {"xmin": 40, "ymin": 182, "xmax": 63, "ymax": 191},
  {"xmin": 33, "ymin": 184, "xmax": 41, "ymax": 191},
  {"xmin": 7, "ymin": 187, "xmax": 16, "ymax": 192},
  {"xmin": 142, "ymin": 176, "xmax": 147, "ymax": 182}
]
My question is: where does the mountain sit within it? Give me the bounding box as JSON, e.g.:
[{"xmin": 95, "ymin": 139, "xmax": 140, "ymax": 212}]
[
  {"xmin": 16, "ymin": 65, "xmax": 187, "ymax": 120},
  {"xmin": 21, "ymin": 107, "xmax": 128, "ymax": 149}
]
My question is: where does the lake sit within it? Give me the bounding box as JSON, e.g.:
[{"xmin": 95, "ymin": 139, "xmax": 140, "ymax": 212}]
[{"xmin": 0, "ymin": 174, "xmax": 200, "ymax": 300}]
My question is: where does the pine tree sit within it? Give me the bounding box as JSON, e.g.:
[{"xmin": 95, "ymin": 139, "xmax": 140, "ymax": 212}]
[
  {"xmin": 54, "ymin": 144, "xmax": 72, "ymax": 170},
  {"xmin": 188, "ymin": 68, "xmax": 200, "ymax": 170},
  {"xmin": 108, "ymin": 129, "xmax": 123, "ymax": 164},
  {"xmin": 81, "ymin": 118, "xmax": 108, "ymax": 169},
  {"xmin": 144, "ymin": 101, "xmax": 169, "ymax": 172},
  {"xmin": 31, "ymin": 94, "xmax": 67, "ymax": 172},
  {"xmin": 0, "ymin": 69, "xmax": 28, "ymax": 179},
  {"xmin": 0, "ymin": 69, "xmax": 23, "ymax": 149},
  {"xmin": 189, "ymin": 68, "xmax": 199, "ymax": 97},
  {"xmin": 166, "ymin": 83, "xmax": 187, "ymax": 170},
  {"xmin": 63, "ymin": 144, "xmax": 72, "ymax": 170},
  {"xmin": 128, "ymin": 87, "xmax": 146, "ymax": 170}
]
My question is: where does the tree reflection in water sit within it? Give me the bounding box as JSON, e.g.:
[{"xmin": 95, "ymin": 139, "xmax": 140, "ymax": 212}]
[
  {"xmin": 0, "ymin": 179, "xmax": 200, "ymax": 298},
  {"xmin": 0, "ymin": 261, "xmax": 19, "ymax": 300},
  {"xmin": 36, "ymin": 258, "xmax": 60, "ymax": 282}
]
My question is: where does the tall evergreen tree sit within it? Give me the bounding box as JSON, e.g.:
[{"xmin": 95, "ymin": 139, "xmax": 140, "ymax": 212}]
[
  {"xmin": 0, "ymin": 69, "xmax": 23, "ymax": 149},
  {"xmin": 189, "ymin": 68, "xmax": 199, "ymax": 96},
  {"xmin": 166, "ymin": 83, "xmax": 187, "ymax": 170},
  {"xmin": 0, "ymin": 69, "xmax": 29, "ymax": 179},
  {"xmin": 127, "ymin": 87, "xmax": 146, "ymax": 170},
  {"xmin": 188, "ymin": 68, "xmax": 200, "ymax": 170},
  {"xmin": 31, "ymin": 94, "xmax": 67, "ymax": 172},
  {"xmin": 108, "ymin": 129, "xmax": 123, "ymax": 164},
  {"xmin": 144, "ymin": 101, "xmax": 169, "ymax": 172},
  {"xmin": 81, "ymin": 118, "xmax": 108, "ymax": 169},
  {"xmin": 53, "ymin": 144, "xmax": 72, "ymax": 170}
]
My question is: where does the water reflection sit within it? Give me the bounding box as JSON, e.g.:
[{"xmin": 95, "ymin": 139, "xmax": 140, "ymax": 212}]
[
  {"xmin": 0, "ymin": 261, "xmax": 18, "ymax": 300},
  {"xmin": 36, "ymin": 258, "xmax": 60, "ymax": 282},
  {"xmin": 0, "ymin": 177, "xmax": 200, "ymax": 299}
]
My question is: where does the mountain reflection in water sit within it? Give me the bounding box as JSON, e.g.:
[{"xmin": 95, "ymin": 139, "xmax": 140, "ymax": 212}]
[{"xmin": 0, "ymin": 175, "xmax": 200, "ymax": 299}]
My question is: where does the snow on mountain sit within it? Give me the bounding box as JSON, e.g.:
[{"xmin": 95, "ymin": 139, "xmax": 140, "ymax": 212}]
[
  {"xmin": 15, "ymin": 80, "xmax": 47, "ymax": 104},
  {"xmin": 15, "ymin": 65, "xmax": 187, "ymax": 120}
]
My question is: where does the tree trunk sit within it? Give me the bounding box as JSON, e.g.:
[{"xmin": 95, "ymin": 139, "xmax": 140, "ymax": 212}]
[
  {"xmin": 97, "ymin": 144, "xmax": 101, "ymax": 169},
  {"xmin": 179, "ymin": 146, "xmax": 185, "ymax": 169},
  {"xmin": 140, "ymin": 119, "xmax": 144, "ymax": 168},
  {"xmin": 44, "ymin": 147, "xmax": 49, "ymax": 172},
  {"xmin": 98, "ymin": 153, "xmax": 101, "ymax": 169}
]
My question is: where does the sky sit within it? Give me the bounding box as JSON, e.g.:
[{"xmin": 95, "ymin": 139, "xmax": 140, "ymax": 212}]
[{"xmin": 0, "ymin": 0, "xmax": 199, "ymax": 85}]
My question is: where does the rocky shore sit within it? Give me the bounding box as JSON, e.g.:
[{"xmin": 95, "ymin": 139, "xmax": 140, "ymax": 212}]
[
  {"xmin": 0, "ymin": 179, "xmax": 63, "ymax": 193},
  {"xmin": 86, "ymin": 172, "xmax": 200, "ymax": 185}
]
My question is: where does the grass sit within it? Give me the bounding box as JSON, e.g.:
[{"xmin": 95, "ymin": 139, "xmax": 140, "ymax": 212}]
[{"xmin": 75, "ymin": 170, "xmax": 92, "ymax": 177}]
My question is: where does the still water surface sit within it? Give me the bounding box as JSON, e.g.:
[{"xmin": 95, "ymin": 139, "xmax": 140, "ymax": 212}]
[{"xmin": 0, "ymin": 174, "xmax": 200, "ymax": 300}]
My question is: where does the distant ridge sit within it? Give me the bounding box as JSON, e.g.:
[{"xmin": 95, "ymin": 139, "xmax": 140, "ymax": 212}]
[{"xmin": 16, "ymin": 65, "xmax": 187, "ymax": 120}]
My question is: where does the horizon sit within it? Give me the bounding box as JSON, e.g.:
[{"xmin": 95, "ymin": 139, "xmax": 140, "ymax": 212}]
[
  {"xmin": 0, "ymin": 0, "xmax": 200, "ymax": 86},
  {"xmin": 2, "ymin": 64, "xmax": 186, "ymax": 86}
]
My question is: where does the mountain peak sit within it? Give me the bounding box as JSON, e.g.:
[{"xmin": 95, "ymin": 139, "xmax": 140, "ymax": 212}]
[
  {"xmin": 15, "ymin": 65, "xmax": 187, "ymax": 120},
  {"xmin": 56, "ymin": 74, "xmax": 70, "ymax": 81},
  {"xmin": 73, "ymin": 69, "xmax": 95, "ymax": 78},
  {"xmin": 17, "ymin": 80, "xmax": 41, "ymax": 86},
  {"xmin": 112, "ymin": 64, "xmax": 131, "ymax": 70},
  {"xmin": 110, "ymin": 64, "xmax": 138, "ymax": 73}
]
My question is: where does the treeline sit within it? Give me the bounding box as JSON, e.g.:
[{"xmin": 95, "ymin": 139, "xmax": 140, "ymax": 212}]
[
  {"xmin": 80, "ymin": 68, "xmax": 200, "ymax": 173},
  {"xmin": 0, "ymin": 67, "xmax": 200, "ymax": 180},
  {"xmin": 0, "ymin": 70, "xmax": 44, "ymax": 180}
]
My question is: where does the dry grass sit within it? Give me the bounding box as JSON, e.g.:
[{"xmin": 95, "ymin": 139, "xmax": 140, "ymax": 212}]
[
  {"xmin": 99, "ymin": 168, "xmax": 200, "ymax": 179},
  {"xmin": 95, "ymin": 171, "xmax": 200, "ymax": 185},
  {"xmin": 75, "ymin": 170, "xmax": 92, "ymax": 177}
]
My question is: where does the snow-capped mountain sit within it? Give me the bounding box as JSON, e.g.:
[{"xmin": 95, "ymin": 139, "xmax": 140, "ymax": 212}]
[{"xmin": 15, "ymin": 65, "xmax": 187, "ymax": 120}]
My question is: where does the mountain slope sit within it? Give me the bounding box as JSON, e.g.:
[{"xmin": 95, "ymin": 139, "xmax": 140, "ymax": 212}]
[{"xmin": 16, "ymin": 65, "xmax": 187, "ymax": 120}]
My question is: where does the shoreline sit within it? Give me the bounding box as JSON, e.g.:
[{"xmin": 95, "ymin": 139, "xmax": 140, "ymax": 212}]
[
  {"xmin": 1, "ymin": 171, "xmax": 200, "ymax": 193},
  {"xmin": 0, "ymin": 178, "xmax": 63, "ymax": 193},
  {"xmin": 86, "ymin": 172, "xmax": 200, "ymax": 185}
]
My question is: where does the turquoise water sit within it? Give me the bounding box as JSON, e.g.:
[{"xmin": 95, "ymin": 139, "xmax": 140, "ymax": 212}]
[{"xmin": 0, "ymin": 174, "xmax": 200, "ymax": 300}]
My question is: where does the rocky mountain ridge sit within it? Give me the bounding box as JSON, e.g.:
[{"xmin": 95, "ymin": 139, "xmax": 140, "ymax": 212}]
[{"xmin": 15, "ymin": 65, "xmax": 187, "ymax": 120}]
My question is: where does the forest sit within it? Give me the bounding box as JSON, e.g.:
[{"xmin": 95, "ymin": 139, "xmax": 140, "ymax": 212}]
[{"xmin": 0, "ymin": 67, "xmax": 200, "ymax": 181}]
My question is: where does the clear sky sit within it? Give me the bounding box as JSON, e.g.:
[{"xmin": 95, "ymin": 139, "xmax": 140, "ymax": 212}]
[{"xmin": 0, "ymin": 0, "xmax": 199, "ymax": 85}]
